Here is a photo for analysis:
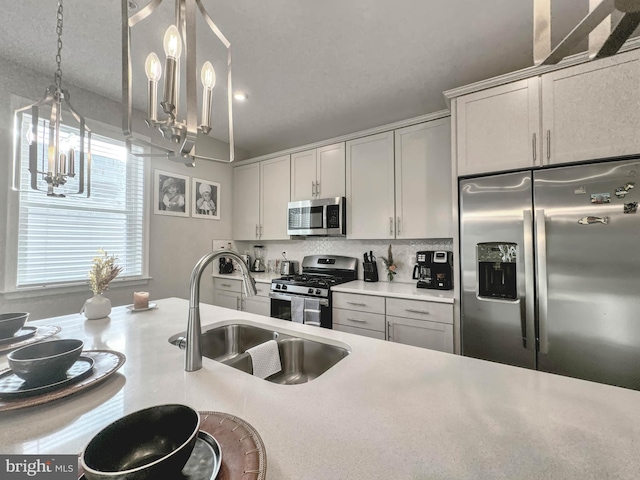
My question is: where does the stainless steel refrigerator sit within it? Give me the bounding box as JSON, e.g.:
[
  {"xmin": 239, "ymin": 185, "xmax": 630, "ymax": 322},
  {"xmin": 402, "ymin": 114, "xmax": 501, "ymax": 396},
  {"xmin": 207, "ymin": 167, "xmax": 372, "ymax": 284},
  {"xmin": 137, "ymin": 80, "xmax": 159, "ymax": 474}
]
[{"xmin": 460, "ymin": 158, "xmax": 640, "ymax": 390}]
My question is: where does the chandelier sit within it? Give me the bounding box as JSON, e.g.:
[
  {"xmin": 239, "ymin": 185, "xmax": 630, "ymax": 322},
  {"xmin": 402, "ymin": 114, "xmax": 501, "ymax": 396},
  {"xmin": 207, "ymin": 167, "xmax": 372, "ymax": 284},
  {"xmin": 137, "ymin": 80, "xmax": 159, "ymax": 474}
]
[
  {"xmin": 121, "ymin": 0, "xmax": 235, "ymax": 165},
  {"xmin": 13, "ymin": 0, "xmax": 91, "ymax": 197}
]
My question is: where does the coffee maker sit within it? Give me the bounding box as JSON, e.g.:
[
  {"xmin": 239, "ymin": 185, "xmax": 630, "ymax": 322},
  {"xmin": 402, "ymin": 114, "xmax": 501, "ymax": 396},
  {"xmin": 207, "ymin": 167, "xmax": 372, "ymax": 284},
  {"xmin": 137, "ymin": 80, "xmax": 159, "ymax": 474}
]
[{"xmin": 412, "ymin": 251, "xmax": 453, "ymax": 290}]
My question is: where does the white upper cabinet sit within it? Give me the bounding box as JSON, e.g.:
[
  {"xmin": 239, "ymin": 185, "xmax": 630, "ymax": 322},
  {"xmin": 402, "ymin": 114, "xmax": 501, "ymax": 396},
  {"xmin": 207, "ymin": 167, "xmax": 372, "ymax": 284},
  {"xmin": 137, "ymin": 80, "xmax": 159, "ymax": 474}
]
[
  {"xmin": 455, "ymin": 49, "xmax": 640, "ymax": 176},
  {"xmin": 456, "ymin": 78, "xmax": 541, "ymax": 176},
  {"xmin": 290, "ymin": 143, "xmax": 345, "ymax": 201},
  {"xmin": 395, "ymin": 119, "xmax": 452, "ymax": 239},
  {"xmin": 233, "ymin": 162, "xmax": 260, "ymax": 241},
  {"xmin": 541, "ymin": 49, "xmax": 640, "ymax": 166},
  {"xmin": 346, "ymin": 132, "xmax": 396, "ymax": 239},
  {"xmin": 260, "ymin": 155, "xmax": 291, "ymax": 240},
  {"xmin": 233, "ymin": 155, "xmax": 290, "ymax": 241}
]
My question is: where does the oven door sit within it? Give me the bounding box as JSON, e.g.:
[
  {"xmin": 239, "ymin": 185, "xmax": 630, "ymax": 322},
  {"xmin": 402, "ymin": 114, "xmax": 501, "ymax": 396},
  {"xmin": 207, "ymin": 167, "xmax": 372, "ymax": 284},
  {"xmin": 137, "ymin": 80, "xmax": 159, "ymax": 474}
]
[{"xmin": 269, "ymin": 292, "xmax": 332, "ymax": 328}]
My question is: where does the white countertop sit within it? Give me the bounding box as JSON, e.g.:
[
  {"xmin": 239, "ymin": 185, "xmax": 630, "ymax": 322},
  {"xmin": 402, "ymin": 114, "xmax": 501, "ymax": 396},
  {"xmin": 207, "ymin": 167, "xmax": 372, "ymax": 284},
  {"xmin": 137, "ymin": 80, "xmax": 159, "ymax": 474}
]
[
  {"xmin": 1, "ymin": 298, "xmax": 639, "ymax": 479},
  {"xmin": 211, "ymin": 271, "xmax": 278, "ymax": 283},
  {"xmin": 333, "ymin": 280, "xmax": 455, "ymax": 303}
]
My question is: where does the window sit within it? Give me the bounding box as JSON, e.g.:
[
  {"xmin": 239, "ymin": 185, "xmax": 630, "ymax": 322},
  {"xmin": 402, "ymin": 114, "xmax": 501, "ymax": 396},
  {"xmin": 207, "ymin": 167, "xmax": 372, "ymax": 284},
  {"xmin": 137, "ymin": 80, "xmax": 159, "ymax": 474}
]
[{"xmin": 15, "ymin": 114, "xmax": 146, "ymax": 288}]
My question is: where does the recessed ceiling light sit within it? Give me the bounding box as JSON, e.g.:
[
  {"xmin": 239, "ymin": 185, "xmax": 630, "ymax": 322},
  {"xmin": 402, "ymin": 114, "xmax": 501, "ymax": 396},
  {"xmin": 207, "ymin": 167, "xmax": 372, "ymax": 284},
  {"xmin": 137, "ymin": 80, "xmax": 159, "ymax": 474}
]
[{"xmin": 233, "ymin": 92, "xmax": 248, "ymax": 101}]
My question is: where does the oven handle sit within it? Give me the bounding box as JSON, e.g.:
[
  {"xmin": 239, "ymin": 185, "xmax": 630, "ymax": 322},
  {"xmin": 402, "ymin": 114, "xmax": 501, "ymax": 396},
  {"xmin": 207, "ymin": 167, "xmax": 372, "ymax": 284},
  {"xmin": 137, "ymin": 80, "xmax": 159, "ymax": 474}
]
[{"xmin": 269, "ymin": 291, "xmax": 329, "ymax": 307}]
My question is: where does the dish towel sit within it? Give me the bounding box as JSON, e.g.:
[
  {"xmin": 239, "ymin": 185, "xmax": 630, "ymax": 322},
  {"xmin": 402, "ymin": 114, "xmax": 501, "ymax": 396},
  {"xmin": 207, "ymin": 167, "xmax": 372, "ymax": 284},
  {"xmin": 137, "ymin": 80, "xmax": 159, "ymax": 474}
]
[
  {"xmin": 291, "ymin": 296, "xmax": 305, "ymax": 323},
  {"xmin": 246, "ymin": 340, "xmax": 282, "ymax": 379},
  {"xmin": 304, "ymin": 298, "xmax": 321, "ymax": 326}
]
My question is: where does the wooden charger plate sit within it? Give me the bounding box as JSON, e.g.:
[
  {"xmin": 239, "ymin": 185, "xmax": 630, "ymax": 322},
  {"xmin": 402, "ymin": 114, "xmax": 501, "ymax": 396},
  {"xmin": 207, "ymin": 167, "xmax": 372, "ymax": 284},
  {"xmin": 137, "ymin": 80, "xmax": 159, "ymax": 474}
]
[
  {"xmin": 0, "ymin": 350, "xmax": 126, "ymax": 412},
  {"xmin": 0, "ymin": 325, "xmax": 62, "ymax": 355},
  {"xmin": 77, "ymin": 411, "xmax": 267, "ymax": 480}
]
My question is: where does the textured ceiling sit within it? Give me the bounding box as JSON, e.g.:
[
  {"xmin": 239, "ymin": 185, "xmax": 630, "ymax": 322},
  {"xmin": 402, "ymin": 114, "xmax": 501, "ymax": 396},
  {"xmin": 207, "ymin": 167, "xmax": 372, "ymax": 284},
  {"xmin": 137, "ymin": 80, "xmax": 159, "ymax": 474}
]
[{"xmin": 0, "ymin": 1, "xmax": 622, "ymax": 158}]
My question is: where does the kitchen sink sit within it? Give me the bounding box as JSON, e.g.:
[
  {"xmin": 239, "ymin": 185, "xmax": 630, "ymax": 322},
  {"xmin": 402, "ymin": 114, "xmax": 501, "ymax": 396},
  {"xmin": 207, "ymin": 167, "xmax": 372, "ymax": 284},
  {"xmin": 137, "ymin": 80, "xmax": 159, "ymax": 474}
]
[{"xmin": 168, "ymin": 323, "xmax": 350, "ymax": 384}]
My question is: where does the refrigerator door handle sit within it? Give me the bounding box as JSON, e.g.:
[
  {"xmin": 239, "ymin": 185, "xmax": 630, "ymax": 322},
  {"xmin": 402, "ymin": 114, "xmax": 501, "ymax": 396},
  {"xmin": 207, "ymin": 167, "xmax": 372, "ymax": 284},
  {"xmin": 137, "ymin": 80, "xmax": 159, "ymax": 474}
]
[
  {"xmin": 523, "ymin": 209, "xmax": 536, "ymax": 350},
  {"xmin": 535, "ymin": 208, "xmax": 549, "ymax": 354}
]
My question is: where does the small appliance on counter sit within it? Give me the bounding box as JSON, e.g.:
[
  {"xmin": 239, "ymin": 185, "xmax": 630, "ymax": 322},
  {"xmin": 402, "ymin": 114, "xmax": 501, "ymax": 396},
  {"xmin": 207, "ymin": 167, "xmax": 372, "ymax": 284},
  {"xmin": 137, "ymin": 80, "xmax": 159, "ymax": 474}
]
[
  {"xmin": 280, "ymin": 252, "xmax": 299, "ymax": 275},
  {"xmin": 253, "ymin": 245, "xmax": 266, "ymax": 272},
  {"xmin": 363, "ymin": 251, "xmax": 379, "ymax": 282},
  {"xmin": 412, "ymin": 251, "xmax": 453, "ymax": 290},
  {"xmin": 218, "ymin": 243, "xmax": 235, "ymax": 274}
]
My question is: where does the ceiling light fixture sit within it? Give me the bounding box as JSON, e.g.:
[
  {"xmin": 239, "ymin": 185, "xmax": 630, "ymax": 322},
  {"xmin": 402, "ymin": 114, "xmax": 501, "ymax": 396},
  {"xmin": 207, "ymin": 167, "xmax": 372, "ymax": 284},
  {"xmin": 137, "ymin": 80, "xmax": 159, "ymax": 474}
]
[
  {"xmin": 122, "ymin": 0, "xmax": 235, "ymax": 165},
  {"xmin": 233, "ymin": 92, "xmax": 248, "ymax": 101},
  {"xmin": 13, "ymin": 0, "xmax": 91, "ymax": 197}
]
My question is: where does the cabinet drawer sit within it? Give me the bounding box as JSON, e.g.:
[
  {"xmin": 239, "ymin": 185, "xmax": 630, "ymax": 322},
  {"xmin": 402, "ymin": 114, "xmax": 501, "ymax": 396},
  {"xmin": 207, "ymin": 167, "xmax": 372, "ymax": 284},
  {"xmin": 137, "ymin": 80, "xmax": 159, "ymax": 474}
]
[
  {"xmin": 387, "ymin": 316, "xmax": 454, "ymax": 353},
  {"xmin": 385, "ymin": 298, "xmax": 452, "ymax": 324},
  {"xmin": 333, "ymin": 323, "xmax": 386, "ymax": 340},
  {"xmin": 333, "ymin": 308, "xmax": 385, "ymax": 333},
  {"xmin": 214, "ymin": 277, "xmax": 243, "ymax": 293},
  {"xmin": 254, "ymin": 282, "xmax": 271, "ymax": 297},
  {"xmin": 332, "ymin": 293, "xmax": 385, "ymax": 314}
]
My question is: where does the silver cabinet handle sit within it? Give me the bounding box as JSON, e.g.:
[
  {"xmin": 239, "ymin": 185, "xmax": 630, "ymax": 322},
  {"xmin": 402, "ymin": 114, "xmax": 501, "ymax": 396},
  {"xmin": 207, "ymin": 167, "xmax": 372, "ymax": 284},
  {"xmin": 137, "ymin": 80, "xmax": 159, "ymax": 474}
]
[
  {"xmin": 388, "ymin": 321, "xmax": 393, "ymax": 341},
  {"xmin": 346, "ymin": 301, "xmax": 367, "ymax": 306},
  {"xmin": 316, "ymin": 181, "xmax": 320, "ymax": 196},
  {"xmin": 389, "ymin": 217, "xmax": 393, "ymax": 236},
  {"xmin": 347, "ymin": 318, "xmax": 367, "ymax": 323},
  {"xmin": 397, "ymin": 217, "xmax": 401, "ymax": 235},
  {"xmin": 259, "ymin": 224, "xmax": 263, "ymax": 236},
  {"xmin": 532, "ymin": 133, "xmax": 537, "ymax": 163},
  {"xmin": 255, "ymin": 224, "xmax": 259, "ymax": 238},
  {"xmin": 236, "ymin": 297, "xmax": 240, "ymax": 310},
  {"xmin": 220, "ymin": 283, "xmax": 231, "ymax": 288},
  {"xmin": 536, "ymin": 209, "xmax": 549, "ymax": 354},
  {"xmin": 312, "ymin": 181, "xmax": 316, "ymax": 197},
  {"xmin": 405, "ymin": 308, "xmax": 430, "ymax": 315},
  {"xmin": 546, "ymin": 130, "xmax": 551, "ymax": 161},
  {"xmin": 523, "ymin": 209, "xmax": 535, "ymax": 350}
]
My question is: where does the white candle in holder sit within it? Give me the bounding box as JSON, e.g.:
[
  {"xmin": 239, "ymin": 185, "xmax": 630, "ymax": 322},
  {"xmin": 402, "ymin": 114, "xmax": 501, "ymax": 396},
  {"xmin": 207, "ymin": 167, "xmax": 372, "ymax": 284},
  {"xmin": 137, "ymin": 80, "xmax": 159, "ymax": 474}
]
[{"xmin": 133, "ymin": 292, "xmax": 149, "ymax": 310}]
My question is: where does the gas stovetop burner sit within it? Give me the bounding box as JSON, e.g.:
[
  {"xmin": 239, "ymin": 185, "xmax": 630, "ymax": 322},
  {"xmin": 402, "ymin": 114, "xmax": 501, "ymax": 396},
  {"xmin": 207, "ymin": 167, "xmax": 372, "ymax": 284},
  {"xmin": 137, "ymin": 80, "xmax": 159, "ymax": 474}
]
[{"xmin": 273, "ymin": 274, "xmax": 349, "ymax": 288}]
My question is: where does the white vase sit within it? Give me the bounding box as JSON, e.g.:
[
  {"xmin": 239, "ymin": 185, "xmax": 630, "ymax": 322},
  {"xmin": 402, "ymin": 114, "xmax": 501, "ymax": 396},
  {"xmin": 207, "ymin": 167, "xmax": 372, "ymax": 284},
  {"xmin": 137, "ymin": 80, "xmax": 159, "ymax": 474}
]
[{"xmin": 82, "ymin": 293, "xmax": 112, "ymax": 320}]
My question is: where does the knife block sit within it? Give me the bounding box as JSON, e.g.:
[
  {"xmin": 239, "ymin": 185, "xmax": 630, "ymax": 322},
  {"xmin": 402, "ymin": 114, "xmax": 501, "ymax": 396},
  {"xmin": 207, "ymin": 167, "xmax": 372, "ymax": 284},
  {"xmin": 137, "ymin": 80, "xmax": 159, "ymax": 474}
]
[{"xmin": 363, "ymin": 261, "xmax": 379, "ymax": 282}]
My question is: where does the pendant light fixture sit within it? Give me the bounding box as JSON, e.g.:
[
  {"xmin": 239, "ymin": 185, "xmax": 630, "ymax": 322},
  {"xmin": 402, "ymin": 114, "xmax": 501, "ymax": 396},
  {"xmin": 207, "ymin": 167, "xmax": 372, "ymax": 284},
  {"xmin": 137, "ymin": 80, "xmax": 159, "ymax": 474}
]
[
  {"xmin": 13, "ymin": 0, "xmax": 91, "ymax": 197},
  {"xmin": 122, "ymin": 0, "xmax": 235, "ymax": 165}
]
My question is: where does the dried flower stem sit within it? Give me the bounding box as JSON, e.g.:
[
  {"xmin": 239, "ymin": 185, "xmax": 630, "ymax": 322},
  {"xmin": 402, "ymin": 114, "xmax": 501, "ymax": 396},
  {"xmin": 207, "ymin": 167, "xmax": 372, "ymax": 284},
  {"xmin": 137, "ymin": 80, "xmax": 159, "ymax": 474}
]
[
  {"xmin": 89, "ymin": 249, "xmax": 123, "ymax": 295},
  {"xmin": 380, "ymin": 244, "xmax": 397, "ymax": 282}
]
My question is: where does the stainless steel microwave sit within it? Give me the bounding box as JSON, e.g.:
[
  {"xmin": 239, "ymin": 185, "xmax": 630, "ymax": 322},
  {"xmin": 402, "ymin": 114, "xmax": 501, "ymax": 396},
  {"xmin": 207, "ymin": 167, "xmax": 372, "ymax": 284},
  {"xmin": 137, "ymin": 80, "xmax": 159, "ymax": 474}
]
[{"xmin": 287, "ymin": 197, "xmax": 346, "ymax": 236}]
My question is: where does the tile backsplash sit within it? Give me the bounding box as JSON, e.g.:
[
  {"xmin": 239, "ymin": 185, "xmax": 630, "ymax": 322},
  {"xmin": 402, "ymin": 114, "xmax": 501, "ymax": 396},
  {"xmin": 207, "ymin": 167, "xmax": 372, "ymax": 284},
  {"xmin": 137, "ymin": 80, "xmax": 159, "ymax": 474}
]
[{"xmin": 227, "ymin": 238, "xmax": 453, "ymax": 283}]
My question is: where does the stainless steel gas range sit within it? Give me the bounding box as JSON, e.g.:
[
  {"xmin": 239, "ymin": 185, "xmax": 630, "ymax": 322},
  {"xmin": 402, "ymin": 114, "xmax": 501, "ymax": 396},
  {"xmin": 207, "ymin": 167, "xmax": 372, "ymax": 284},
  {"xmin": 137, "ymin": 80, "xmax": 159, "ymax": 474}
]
[{"xmin": 269, "ymin": 255, "xmax": 358, "ymax": 328}]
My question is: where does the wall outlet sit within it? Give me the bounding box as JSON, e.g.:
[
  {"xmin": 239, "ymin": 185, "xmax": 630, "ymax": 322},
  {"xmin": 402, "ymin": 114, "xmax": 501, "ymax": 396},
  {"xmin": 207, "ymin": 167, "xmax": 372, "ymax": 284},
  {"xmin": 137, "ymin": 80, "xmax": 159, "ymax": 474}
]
[{"xmin": 410, "ymin": 255, "xmax": 416, "ymax": 265}]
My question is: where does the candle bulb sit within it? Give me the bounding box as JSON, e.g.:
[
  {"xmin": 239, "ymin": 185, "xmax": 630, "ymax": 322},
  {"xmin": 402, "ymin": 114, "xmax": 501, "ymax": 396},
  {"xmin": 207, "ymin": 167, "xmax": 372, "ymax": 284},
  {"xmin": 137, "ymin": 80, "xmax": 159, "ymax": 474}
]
[
  {"xmin": 59, "ymin": 152, "xmax": 67, "ymax": 176},
  {"xmin": 133, "ymin": 292, "xmax": 150, "ymax": 310},
  {"xmin": 68, "ymin": 148, "xmax": 75, "ymax": 176}
]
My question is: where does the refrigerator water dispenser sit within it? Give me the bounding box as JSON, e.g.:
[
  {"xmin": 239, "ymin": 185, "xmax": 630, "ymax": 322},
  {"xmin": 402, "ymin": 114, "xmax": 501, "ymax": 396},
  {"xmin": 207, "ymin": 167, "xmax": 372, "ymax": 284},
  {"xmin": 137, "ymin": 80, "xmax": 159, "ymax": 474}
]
[{"xmin": 477, "ymin": 243, "xmax": 517, "ymax": 300}]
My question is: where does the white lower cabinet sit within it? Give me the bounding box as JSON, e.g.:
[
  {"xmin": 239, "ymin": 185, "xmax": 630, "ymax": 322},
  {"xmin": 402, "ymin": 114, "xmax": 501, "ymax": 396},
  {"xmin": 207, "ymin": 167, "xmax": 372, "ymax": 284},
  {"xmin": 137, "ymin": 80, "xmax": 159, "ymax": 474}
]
[
  {"xmin": 332, "ymin": 292, "xmax": 386, "ymax": 339},
  {"xmin": 213, "ymin": 278, "xmax": 243, "ymax": 310},
  {"xmin": 387, "ymin": 316, "xmax": 453, "ymax": 353},
  {"xmin": 242, "ymin": 282, "xmax": 271, "ymax": 316},
  {"xmin": 386, "ymin": 297, "xmax": 454, "ymax": 353},
  {"xmin": 213, "ymin": 278, "xmax": 271, "ymax": 316},
  {"xmin": 332, "ymin": 292, "xmax": 454, "ymax": 352}
]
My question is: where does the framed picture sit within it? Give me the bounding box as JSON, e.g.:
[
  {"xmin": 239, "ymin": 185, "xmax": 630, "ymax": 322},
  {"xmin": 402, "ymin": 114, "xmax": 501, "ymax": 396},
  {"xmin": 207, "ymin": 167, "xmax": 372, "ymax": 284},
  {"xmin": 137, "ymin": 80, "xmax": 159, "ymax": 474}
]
[
  {"xmin": 192, "ymin": 177, "xmax": 220, "ymax": 220},
  {"xmin": 154, "ymin": 169, "xmax": 190, "ymax": 217}
]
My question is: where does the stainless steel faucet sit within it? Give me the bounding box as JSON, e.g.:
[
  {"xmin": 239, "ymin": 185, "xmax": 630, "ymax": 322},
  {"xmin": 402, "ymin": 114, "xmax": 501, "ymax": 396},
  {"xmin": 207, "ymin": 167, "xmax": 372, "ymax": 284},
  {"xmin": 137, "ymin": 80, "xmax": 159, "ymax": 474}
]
[{"xmin": 185, "ymin": 248, "xmax": 258, "ymax": 371}]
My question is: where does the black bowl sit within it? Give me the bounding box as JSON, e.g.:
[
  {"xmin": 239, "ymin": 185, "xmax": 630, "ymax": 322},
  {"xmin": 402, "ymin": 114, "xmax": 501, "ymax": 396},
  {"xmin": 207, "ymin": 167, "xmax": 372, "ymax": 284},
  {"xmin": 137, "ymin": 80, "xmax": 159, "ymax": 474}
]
[
  {"xmin": 8, "ymin": 339, "xmax": 84, "ymax": 384},
  {"xmin": 80, "ymin": 404, "xmax": 200, "ymax": 480},
  {"xmin": 0, "ymin": 312, "xmax": 29, "ymax": 339}
]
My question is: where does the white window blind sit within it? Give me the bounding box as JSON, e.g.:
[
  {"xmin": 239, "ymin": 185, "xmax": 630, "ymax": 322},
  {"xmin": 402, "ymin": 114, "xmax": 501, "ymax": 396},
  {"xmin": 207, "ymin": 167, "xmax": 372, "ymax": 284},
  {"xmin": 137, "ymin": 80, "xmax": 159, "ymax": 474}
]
[{"xmin": 17, "ymin": 115, "xmax": 145, "ymax": 288}]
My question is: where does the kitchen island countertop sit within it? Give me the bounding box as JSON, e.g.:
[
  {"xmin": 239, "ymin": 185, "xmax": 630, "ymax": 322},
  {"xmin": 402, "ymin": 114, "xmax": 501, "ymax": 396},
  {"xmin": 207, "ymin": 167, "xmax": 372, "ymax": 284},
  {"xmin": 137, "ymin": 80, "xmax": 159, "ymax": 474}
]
[{"xmin": 0, "ymin": 297, "xmax": 639, "ymax": 479}]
